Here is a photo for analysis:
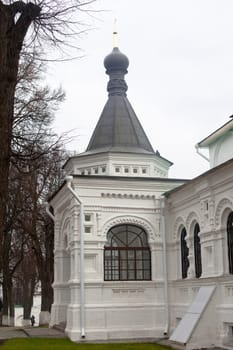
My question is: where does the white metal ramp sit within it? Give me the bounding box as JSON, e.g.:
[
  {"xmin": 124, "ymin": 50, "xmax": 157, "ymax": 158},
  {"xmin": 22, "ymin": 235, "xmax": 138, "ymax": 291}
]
[{"xmin": 169, "ymin": 285, "xmax": 216, "ymax": 344}]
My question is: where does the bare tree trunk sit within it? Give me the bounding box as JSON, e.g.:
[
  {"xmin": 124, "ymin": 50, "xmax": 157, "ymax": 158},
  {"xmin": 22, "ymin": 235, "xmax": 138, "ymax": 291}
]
[
  {"xmin": 0, "ymin": 0, "xmax": 40, "ymax": 273},
  {"xmin": 2, "ymin": 277, "xmax": 9, "ymax": 326},
  {"xmin": 0, "ymin": 4, "xmax": 41, "ymax": 326},
  {"xmin": 2, "ymin": 270, "xmax": 14, "ymax": 325},
  {"xmin": 34, "ymin": 225, "xmax": 54, "ymax": 325},
  {"xmin": 23, "ymin": 277, "xmax": 35, "ymax": 322},
  {"xmin": 38, "ymin": 271, "xmax": 53, "ymax": 325},
  {"xmin": 0, "ymin": 56, "xmax": 16, "ymax": 275},
  {"xmin": 9, "ymin": 283, "xmax": 15, "ymax": 326},
  {"xmin": 41, "ymin": 275, "xmax": 53, "ymax": 313},
  {"xmin": 2, "ymin": 231, "xmax": 10, "ymax": 325},
  {"xmin": 0, "ymin": 73, "xmax": 16, "ymax": 323}
]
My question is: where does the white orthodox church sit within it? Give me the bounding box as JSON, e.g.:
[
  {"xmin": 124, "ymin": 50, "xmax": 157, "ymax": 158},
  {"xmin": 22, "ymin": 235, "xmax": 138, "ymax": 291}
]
[{"xmin": 48, "ymin": 40, "xmax": 233, "ymax": 349}]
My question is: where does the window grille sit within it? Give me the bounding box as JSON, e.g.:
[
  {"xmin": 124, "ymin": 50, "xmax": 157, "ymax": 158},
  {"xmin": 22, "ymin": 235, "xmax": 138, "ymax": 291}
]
[{"xmin": 104, "ymin": 224, "xmax": 151, "ymax": 281}]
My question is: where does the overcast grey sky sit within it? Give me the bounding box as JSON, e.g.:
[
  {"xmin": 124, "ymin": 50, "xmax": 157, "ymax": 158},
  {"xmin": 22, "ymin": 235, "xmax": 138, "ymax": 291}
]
[{"xmin": 49, "ymin": 0, "xmax": 233, "ymax": 179}]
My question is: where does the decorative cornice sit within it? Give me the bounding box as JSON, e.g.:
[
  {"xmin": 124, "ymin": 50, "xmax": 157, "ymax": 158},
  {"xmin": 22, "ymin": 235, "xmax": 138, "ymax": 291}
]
[
  {"xmin": 82, "ymin": 205, "xmax": 158, "ymax": 214},
  {"xmin": 101, "ymin": 192, "xmax": 156, "ymax": 199}
]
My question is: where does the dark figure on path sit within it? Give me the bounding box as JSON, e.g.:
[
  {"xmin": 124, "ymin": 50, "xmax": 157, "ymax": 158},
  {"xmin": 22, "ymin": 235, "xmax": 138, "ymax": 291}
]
[{"xmin": 30, "ymin": 315, "xmax": 35, "ymax": 326}]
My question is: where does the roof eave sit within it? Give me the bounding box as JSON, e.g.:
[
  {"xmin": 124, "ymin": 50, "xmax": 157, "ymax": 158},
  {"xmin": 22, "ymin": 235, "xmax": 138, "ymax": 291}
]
[
  {"xmin": 198, "ymin": 119, "xmax": 233, "ymax": 147},
  {"xmin": 164, "ymin": 157, "xmax": 233, "ymax": 198}
]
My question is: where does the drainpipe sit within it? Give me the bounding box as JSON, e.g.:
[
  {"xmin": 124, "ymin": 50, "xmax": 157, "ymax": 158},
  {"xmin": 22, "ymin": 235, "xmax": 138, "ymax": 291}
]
[
  {"xmin": 160, "ymin": 198, "xmax": 169, "ymax": 336},
  {"xmin": 65, "ymin": 176, "xmax": 85, "ymax": 339},
  {"xmin": 195, "ymin": 144, "xmax": 209, "ymax": 162}
]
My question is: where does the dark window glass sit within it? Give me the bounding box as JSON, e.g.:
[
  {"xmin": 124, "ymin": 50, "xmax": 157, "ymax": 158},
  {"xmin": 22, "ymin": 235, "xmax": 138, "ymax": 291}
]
[
  {"xmin": 181, "ymin": 228, "xmax": 189, "ymax": 279},
  {"xmin": 104, "ymin": 224, "xmax": 151, "ymax": 281},
  {"xmin": 227, "ymin": 212, "xmax": 233, "ymax": 274},
  {"xmin": 85, "ymin": 214, "xmax": 91, "ymax": 222},
  {"xmin": 194, "ymin": 223, "xmax": 202, "ymax": 278}
]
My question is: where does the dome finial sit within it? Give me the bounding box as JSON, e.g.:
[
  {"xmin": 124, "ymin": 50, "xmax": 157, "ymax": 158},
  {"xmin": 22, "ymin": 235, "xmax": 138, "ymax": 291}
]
[{"xmin": 113, "ymin": 18, "xmax": 118, "ymax": 48}]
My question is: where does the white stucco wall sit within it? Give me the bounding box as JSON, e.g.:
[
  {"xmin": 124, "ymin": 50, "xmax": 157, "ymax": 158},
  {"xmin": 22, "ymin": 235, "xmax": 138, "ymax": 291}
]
[{"xmin": 49, "ymin": 175, "xmax": 184, "ymax": 341}]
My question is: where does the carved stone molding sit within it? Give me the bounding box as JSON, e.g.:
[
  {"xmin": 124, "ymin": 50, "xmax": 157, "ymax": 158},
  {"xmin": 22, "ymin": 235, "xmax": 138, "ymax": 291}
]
[
  {"xmin": 106, "ymin": 207, "xmax": 157, "ymax": 214},
  {"xmin": 173, "ymin": 216, "xmax": 185, "ymax": 240},
  {"xmin": 215, "ymin": 197, "xmax": 233, "ymax": 228},
  {"xmin": 112, "ymin": 288, "xmax": 145, "ymax": 297},
  {"xmin": 102, "ymin": 215, "xmax": 155, "ymax": 241},
  {"xmin": 186, "ymin": 211, "xmax": 200, "ymax": 234}
]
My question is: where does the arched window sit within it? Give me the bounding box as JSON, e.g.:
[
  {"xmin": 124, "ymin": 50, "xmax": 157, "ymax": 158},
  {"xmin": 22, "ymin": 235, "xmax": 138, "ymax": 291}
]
[
  {"xmin": 227, "ymin": 211, "xmax": 233, "ymax": 274},
  {"xmin": 104, "ymin": 224, "xmax": 151, "ymax": 281},
  {"xmin": 181, "ymin": 227, "xmax": 189, "ymax": 279},
  {"xmin": 194, "ymin": 223, "xmax": 202, "ymax": 278}
]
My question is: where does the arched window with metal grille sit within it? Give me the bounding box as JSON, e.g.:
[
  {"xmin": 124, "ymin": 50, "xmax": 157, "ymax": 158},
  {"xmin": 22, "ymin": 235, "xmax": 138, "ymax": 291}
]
[
  {"xmin": 194, "ymin": 223, "xmax": 202, "ymax": 278},
  {"xmin": 181, "ymin": 227, "xmax": 189, "ymax": 279},
  {"xmin": 104, "ymin": 224, "xmax": 151, "ymax": 281},
  {"xmin": 227, "ymin": 211, "xmax": 233, "ymax": 274}
]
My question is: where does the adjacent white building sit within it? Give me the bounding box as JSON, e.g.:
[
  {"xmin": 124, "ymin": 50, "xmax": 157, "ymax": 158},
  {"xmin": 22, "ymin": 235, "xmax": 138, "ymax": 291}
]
[
  {"xmin": 49, "ymin": 41, "xmax": 233, "ymax": 349},
  {"xmin": 165, "ymin": 156, "xmax": 233, "ymax": 348}
]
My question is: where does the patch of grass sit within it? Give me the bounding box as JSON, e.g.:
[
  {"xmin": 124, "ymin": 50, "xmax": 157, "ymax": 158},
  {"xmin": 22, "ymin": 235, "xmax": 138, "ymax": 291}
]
[{"xmin": 0, "ymin": 338, "xmax": 171, "ymax": 350}]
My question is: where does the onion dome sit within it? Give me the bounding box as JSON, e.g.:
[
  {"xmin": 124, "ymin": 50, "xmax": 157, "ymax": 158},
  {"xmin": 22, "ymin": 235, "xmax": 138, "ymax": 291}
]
[
  {"xmin": 103, "ymin": 45, "xmax": 129, "ymax": 97},
  {"xmin": 104, "ymin": 47, "xmax": 129, "ymax": 74}
]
